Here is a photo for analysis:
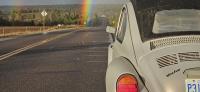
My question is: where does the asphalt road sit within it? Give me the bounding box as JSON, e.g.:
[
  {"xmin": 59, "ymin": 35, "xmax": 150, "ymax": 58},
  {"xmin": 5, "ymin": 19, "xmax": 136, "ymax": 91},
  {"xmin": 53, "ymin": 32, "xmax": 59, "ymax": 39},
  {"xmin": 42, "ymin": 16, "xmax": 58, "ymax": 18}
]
[{"xmin": 0, "ymin": 27, "xmax": 110, "ymax": 92}]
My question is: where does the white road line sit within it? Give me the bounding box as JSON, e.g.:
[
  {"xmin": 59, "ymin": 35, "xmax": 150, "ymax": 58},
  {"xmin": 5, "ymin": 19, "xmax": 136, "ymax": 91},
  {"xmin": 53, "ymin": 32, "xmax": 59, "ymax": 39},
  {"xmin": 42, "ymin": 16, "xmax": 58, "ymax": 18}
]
[
  {"xmin": 0, "ymin": 41, "xmax": 44, "ymax": 60},
  {"xmin": 0, "ymin": 31, "xmax": 76, "ymax": 61},
  {"xmin": 86, "ymin": 51, "xmax": 106, "ymax": 53},
  {"xmin": 87, "ymin": 60, "xmax": 105, "ymax": 63},
  {"xmin": 91, "ymin": 41, "xmax": 109, "ymax": 43},
  {"xmin": 88, "ymin": 47, "xmax": 108, "ymax": 50},
  {"xmin": 87, "ymin": 55, "xmax": 107, "ymax": 57}
]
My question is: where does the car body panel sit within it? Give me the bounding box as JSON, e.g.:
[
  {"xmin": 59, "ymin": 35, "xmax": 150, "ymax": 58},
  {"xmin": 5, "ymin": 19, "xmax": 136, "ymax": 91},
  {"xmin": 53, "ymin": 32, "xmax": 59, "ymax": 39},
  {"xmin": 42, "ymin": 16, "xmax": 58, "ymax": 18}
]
[{"xmin": 106, "ymin": 0, "xmax": 200, "ymax": 92}]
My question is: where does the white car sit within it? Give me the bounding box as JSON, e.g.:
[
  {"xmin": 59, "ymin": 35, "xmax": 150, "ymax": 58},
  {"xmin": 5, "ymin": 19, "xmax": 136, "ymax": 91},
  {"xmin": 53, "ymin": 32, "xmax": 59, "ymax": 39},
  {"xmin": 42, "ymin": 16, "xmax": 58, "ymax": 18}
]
[{"xmin": 106, "ymin": 0, "xmax": 200, "ymax": 92}]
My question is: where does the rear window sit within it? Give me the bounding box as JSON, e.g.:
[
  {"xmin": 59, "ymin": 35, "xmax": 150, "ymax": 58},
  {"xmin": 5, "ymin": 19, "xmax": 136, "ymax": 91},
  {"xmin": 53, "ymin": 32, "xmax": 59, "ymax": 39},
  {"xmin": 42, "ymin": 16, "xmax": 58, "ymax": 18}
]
[
  {"xmin": 153, "ymin": 9, "xmax": 200, "ymax": 34},
  {"xmin": 131, "ymin": 0, "xmax": 200, "ymax": 41}
]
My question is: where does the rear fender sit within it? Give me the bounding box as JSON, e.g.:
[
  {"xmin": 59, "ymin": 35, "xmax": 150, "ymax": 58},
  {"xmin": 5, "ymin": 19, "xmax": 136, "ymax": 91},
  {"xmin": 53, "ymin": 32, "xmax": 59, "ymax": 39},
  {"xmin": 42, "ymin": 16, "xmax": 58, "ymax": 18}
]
[{"xmin": 106, "ymin": 57, "xmax": 148, "ymax": 92}]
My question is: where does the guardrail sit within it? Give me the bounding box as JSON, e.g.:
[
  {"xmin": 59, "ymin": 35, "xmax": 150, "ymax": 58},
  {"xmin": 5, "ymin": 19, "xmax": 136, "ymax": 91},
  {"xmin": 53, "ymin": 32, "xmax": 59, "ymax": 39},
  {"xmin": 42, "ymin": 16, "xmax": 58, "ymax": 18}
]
[{"xmin": 0, "ymin": 25, "xmax": 83, "ymax": 37}]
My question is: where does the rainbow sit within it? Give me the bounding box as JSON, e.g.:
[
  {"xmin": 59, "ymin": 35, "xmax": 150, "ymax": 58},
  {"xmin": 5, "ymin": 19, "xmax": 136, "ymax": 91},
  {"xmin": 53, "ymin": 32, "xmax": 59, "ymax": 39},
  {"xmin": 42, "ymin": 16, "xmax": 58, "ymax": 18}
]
[{"xmin": 81, "ymin": 0, "xmax": 92, "ymax": 25}]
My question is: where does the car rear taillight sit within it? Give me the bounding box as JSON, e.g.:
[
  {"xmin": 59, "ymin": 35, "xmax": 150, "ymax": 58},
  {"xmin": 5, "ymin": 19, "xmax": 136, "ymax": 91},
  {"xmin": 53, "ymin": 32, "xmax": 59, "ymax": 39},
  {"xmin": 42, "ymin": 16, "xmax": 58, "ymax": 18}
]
[{"xmin": 117, "ymin": 74, "xmax": 138, "ymax": 92}]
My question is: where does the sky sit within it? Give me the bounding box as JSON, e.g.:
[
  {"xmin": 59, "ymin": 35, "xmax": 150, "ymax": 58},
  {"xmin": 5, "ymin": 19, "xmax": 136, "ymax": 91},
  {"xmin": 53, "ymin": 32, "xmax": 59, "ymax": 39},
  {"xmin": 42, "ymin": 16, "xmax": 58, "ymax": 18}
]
[{"xmin": 0, "ymin": 0, "xmax": 125, "ymax": 5}]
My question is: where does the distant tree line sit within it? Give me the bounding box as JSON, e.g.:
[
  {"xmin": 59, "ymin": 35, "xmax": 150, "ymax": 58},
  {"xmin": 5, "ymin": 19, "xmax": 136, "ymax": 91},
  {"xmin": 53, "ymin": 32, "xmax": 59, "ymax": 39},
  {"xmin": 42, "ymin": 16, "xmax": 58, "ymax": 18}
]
[
  {"xmin": 0, "ymin": 5, "xmax": 121, "ymax": 27},
  {"xmin": 0, "ymin": 8, "xmax": 82, "ymax": 26}
]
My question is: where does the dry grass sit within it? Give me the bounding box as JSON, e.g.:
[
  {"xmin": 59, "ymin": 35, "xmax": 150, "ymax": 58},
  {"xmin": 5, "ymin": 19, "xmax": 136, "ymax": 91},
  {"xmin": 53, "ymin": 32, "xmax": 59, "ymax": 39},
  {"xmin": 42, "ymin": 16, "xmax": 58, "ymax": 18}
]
[{"xmin": 0, "ymin": 25, "xmax": 83, "ymax": 37}]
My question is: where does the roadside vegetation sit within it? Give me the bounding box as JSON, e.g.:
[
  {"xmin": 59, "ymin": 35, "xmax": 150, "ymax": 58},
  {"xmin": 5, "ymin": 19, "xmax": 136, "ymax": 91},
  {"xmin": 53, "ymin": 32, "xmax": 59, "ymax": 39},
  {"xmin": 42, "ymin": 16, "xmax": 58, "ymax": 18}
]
[
  {"xmin": 0, "ymin": 4, "xmax": 121, "ymax": 37},
  {"xmin": 0, "ymin": 4, "xmax": 121, "ymax": 27}
]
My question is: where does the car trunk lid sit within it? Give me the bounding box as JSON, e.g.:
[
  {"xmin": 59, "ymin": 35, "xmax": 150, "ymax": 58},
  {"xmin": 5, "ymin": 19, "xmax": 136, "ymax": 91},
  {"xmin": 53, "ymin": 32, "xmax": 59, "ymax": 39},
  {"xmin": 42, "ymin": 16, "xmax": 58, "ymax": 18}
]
[{"xmin": 138, "ymin": 43, "xmax": 200, "ymax": 92}]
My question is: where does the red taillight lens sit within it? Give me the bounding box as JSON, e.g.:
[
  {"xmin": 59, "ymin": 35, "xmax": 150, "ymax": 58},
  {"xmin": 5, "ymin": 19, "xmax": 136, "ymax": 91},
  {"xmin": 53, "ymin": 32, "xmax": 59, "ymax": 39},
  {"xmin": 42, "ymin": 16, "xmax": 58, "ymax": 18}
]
[{"xmin": 117, "ymin": 74, "xmax": 138, "ymax": 92}]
